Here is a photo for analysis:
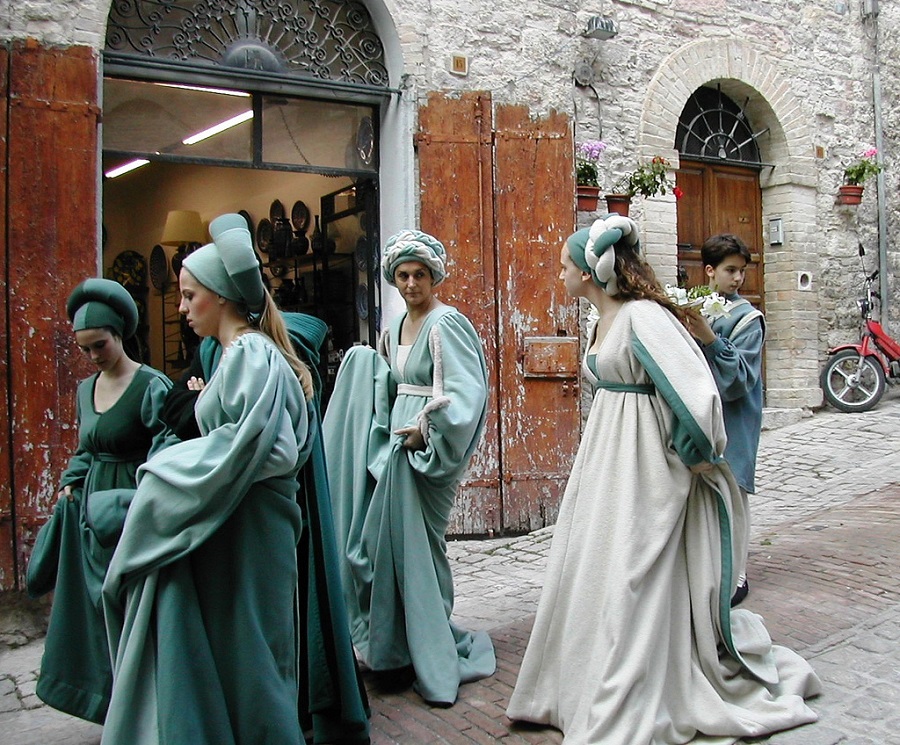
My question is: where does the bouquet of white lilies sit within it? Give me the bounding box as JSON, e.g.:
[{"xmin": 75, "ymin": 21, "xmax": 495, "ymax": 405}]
[{"xmin": 664, "ymin": 284, "xmax": 731, "ymax": 321}]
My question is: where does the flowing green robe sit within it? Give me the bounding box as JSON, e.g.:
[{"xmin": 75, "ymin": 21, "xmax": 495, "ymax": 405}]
[
  {"xmin": 26, "ymin": 365, "xmax": 172, "ymax": 723},
  {"xmin": 158, "ymin": 313, "xmax": 370, "ymax": 744},
  {"xmin": 101, "ymin": 333, "xmax": 312, "ymax": 745},
  {"xmin": 324, "ymin": 306, "xmax": 496, "ymax": 705}
]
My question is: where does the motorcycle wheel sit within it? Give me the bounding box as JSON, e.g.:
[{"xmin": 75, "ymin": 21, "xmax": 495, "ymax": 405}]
[{"xmin": 820, "ymin": 349, "xmax": 886, "ymax": 413}]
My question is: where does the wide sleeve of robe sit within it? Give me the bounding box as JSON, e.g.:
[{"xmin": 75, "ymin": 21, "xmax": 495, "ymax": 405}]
[
  {"xmin": 401, "ymin": 311, "xmax": 489, "ymax": 485},
  {"xmin": 105, "ymin": 336, "xmax": 307, "ymax": 595}
]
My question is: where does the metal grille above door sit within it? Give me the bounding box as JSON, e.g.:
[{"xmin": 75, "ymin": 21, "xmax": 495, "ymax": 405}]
[
  {"xmin": 105, "ymin": 0, "xmax": 389, "ymax": 87},
  {"xmin": 675, "ymin": 85, "xmax": 766, "ymax": 166}
]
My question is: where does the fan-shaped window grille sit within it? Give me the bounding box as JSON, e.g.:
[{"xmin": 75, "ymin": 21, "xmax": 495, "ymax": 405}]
[
  {"xmin": 105, "ymin": 0, "xmax": 388, "ymax": 89},
  {"xmin": 675, "ymin": 86, "xmax": 766, "ymax": 167}
]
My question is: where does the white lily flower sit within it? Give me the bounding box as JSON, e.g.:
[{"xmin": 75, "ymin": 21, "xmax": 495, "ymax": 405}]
[{"xmin": 701, "ymin": 293, "xmax": 731, "ymax": 320}]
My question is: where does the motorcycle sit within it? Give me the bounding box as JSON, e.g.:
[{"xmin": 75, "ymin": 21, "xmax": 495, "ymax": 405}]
[{"xmin": 820, "ymin": 244, "xmax": 900, "ymax": 412}]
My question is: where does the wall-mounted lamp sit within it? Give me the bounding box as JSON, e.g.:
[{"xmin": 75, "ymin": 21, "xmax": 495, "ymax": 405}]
[{"xmin": 583, "ymin": 16, "xmax": 619, "ymax": 40}]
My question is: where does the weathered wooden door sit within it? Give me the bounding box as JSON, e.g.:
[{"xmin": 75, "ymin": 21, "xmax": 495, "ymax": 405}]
[
  {"xmin": 675, "ymin": 160, "xmax": 764, "ymax": 309},
  {"xmin": 418, "ymin": 93, "xmax": 502, "ymax": 535},
  {"xmin": 418, "ymin": 92, "xmax": 580, "ymax": 536},
  {"xmin": 492, "ymin": 105, "xmax": 580, "ymax": 533},
  {"xmin": 0, "ymin": 43, "xmax": 99, "ymax": 588}
]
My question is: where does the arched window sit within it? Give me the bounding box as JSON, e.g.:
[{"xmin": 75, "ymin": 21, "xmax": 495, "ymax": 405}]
[{"xmin": 675, "ymin": 85, "xmax": 766, "ymax": 167}]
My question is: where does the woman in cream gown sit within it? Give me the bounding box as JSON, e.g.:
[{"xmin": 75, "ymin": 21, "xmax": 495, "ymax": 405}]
[{"xmin": 507, "ymin": 215, "xmax": 820, "ymax": 744}]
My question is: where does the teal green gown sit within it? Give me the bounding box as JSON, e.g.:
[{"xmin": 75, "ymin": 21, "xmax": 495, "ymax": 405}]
[
  {"xmin": 324, "ymin": 305, "xmax": 496, "ymax": 706},
  {"xmin": 26, "ymin": 365, "xmax": 173, "ymax": 723},
  {"xmin": 159, "ymin": 313, "xmax": 371, "ymax": 743},
  {"xmin": 101, "ymin": 333, "xmax": 312, "ymax": 745}
]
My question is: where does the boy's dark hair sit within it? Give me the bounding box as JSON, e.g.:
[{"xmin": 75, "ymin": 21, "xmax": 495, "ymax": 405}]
[{"xmin": 701, "ymin": 233, "xmax": 751, "ymax": 269}]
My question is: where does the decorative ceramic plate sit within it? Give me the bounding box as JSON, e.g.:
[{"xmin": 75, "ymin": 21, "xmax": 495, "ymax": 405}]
[
  {"xmin": 355, "ymin": 235, "xmax": 369, "ymax": 271},
  {"xmin": 356, "ymin": 283, "xmax": 369, "ymax": 319},
  {"xmin": 256, "ymin": 218, "xmax": 273, "ymax": 253},
  {"xmin": 269, "ymin": 199, "xmax": 285, "ymax": 223},
  {"xmin": 290, "ymin": 200, "xmax": 310, "ymax": 233},
  {"xmin": 149, "ymin": 244, "xmax": 169, "ymax": 290},
  {"xmin": 356, "ymin": 116, "xmax": 375, "ymax": 165},
  {"xmin": 109, "ymin": 250, "xmax": 147, "ymax": 289}
]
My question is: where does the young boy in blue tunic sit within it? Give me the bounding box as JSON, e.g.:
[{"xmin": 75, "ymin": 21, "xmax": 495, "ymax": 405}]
[{"xmin": 684, "ymin": 233, "xmax": 765, "ymax": 606}]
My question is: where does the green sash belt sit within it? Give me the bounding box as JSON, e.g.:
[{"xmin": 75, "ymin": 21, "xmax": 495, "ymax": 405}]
[{"xmin": 594, "ymin": 379, "xmax": 656, "ymax": 395}]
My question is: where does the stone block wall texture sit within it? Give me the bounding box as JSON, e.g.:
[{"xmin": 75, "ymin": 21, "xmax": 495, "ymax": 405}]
[{"xmin": 1, "ymin": 0, "xmax": 898, "ymax": 403}]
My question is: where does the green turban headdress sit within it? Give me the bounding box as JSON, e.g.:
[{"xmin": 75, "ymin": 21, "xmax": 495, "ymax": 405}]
[{"xmin": 66, "ymin": 278, "xmax": 138, "ymax": 338}]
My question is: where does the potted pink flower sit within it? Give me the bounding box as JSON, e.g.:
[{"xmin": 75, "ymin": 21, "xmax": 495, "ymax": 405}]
[
  {"xmin": 575, "ymin": 140, "xmax": 607, "ymax": 211},
  {"xmin": 838, "ymin": 147, "xmax": 882, "ymax": 205}
]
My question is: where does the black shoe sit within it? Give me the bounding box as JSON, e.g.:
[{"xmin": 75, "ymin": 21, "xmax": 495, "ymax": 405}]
[{"xmin": 731, "ymin": 578, "xmax": 749, "ymax": 607}]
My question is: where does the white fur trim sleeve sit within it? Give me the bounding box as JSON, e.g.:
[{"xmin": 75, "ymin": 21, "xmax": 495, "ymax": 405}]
[{"xmin": 415, "ymin": 325, "xmax": 451, "ymax": 444}]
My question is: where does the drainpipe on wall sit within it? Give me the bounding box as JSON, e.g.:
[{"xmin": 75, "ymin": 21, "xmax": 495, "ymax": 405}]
[{"xmin": 868, "ymin": 2, "xmax": 889, "ymax": 317}]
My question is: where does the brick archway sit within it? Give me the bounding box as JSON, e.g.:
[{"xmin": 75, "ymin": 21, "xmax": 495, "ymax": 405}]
[{"xmin": 636, "ymin": 40, "xmax": 821, "ymax": 409}]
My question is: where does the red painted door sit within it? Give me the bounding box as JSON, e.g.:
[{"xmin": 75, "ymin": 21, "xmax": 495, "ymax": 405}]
[
  {"xmin": 0, "ymin": 42, "xmax": 99, "ymax": 588},
  {"xmin": 418, "ymin": 93, "xmax": 580, "ymax": 535}
]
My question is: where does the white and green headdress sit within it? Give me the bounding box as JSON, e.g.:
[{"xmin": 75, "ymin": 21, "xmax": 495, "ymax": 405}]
[
  {"xmin": 566, "ymin": 214, "xmax": 640, "ymax": 296},
  {"xmin": 381, "ymin": 230, "xmax": 448, "ymax": 286}
]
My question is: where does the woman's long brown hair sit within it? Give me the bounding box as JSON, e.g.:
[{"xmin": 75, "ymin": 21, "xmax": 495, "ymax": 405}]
[
  {"xmin": 613, "ymin": 246, "xmax": 688, "ymax": 325},
  {"xmin": 256, "ymin": 292, "xmax": 314, "ymax": 400}
]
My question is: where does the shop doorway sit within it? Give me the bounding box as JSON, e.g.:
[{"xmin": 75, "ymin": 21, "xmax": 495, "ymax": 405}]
[{"xmin": 100, "ymin": 0, "xmax": 392, "ymax": 384}]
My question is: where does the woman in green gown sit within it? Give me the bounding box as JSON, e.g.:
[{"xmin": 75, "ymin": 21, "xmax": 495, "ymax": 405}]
[
  {"xmin": 324, "ymin": 230, "xmax": 495, "ymax": 707},
  {"xmin": 26, "ymin": 278, "xmax": 172, "ymax": 723},
  {"xmin": 101, "ymin": 214, "xmax": 318, "ymax": 745}
]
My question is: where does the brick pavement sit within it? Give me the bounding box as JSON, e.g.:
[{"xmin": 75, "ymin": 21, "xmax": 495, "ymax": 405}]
[{"xmin": 2, "ymin": 391, "xmax": 900, "ymax": 744}]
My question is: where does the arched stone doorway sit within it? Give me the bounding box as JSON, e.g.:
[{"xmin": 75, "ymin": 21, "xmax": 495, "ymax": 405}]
[
  {"xmin": 100, "ymin": 0, "xmax": 400, "ymax": 385},
  {"xmin": 674, "ymin": 85, "xmax": 766, "ymax": 312},
  {"xmin": 638, "ymin": 40, "xmax": 821, "ymax": 409}
]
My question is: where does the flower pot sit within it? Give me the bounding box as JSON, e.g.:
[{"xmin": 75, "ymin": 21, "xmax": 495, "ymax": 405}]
[
  {"xmin": 837, "ymin": 184, "xmax": 864, "ymax": 205},
  {"xmin": 576, "ymin": 185, "xmax": 601, "ymax": 212},
  {"xmin": 604, "ymin": 193, "xmax": 632, "ymax": 217}
]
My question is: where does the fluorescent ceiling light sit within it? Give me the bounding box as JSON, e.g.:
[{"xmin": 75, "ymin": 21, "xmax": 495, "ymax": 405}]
[
  {"xmin": 158, "ymin": 83, "xmax": 250, "ymax": 98},
  {"xmin": 105, "ymin": 158, "xmax": 150, "ymax": 178},
  {"xmin": 182, "ymin": 110, "xmax": 254, "ymax": 145}
]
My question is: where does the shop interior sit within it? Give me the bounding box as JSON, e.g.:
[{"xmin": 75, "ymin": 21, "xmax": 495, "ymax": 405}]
[{"xmin": 101, "ymin": 78, "xmax": 381, "ymax": 389}]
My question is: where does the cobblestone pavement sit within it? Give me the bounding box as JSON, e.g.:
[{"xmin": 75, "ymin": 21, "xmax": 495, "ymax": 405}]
[{"xmin": 2, "ymin": 389, "xmax": 899, "ymax": 744}]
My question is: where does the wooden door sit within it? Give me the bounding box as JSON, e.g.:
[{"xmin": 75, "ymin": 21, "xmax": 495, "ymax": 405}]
[
  {"xmin": 675, "ymin": 160, "xmax": 764, "ymax": 310},
  {"xmin": 418, "ymin": 92, "xmax": 502, "ymax": 536},
  {"xmin": 492, "ymin": 104, "xmax": 580, "ymax": 533},
  {"xmin": 417, "ymin": 93, "xmax": 579, "ymax": 535},
  {"xmin": 1, "ymin": 43, "xmax": 99, "ymax": 588}
]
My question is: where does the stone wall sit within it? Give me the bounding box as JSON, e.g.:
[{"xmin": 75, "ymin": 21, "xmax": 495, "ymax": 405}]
[{"xmin": 1, "ymin": 0, "xmax": 897, "ymax": 402}]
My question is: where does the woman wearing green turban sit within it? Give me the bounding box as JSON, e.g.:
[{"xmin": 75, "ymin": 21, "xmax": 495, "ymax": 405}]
[
  {"xmin": 26, "ymin": 278, "xmax": 173, "ymax": 724},
  {"xmin": 324, "ymin": 229, "xmax": 496, "ymax": 706},
  {"xmin": 100, "ymin": 214, "xmax": 322, "ymax": 745},
  {"xmin": 508, "ymin": 215, "xmax": 820, "ymax": 742}
]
